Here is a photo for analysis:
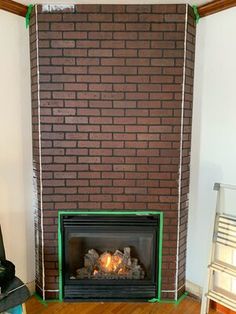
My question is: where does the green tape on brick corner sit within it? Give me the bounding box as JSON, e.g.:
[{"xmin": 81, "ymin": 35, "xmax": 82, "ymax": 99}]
[
  {"xmin": 34, "ymin": 292, "xmax": 61, "ymax": 304},
  {"xmin": 157, "ymin": 292, "xmax": 189, "ymax": 304},
  {"xmin": 25, "ymin": 4, "xmax": 34, "ymax": 28},
  {"xmin": 34, "ymin": 293, "xmax": 48, "ymax": 306},
  {"xmin": 176, "ymin": 292, "xmax": 189, "ymax": 305},
  {"xmin": 192, "ymin": 5, "xmax": 200, "ymax": 24}
]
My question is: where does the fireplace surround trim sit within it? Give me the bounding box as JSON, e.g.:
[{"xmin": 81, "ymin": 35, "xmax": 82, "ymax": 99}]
[{"xmin": 58, "ymin": 210, "xmax": 163, "ymax": 302}]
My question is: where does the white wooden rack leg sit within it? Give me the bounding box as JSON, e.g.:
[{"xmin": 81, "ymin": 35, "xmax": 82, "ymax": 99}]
[{"xmin": 200, "ymin": 183, "xmax": 236, "ymax": 314}]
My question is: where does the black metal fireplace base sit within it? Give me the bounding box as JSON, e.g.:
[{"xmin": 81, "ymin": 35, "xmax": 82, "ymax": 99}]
[
  {"xmin": 64, "ymin": 283, "xmax": 156, "ymax": 301},
  {"xmin": 60, "ymin": 213, "xmax": 160, "ymax": 301}
]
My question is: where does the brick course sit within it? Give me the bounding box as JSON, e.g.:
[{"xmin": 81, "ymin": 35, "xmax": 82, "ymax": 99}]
[{"xmin": 30, "ymin": 4, "xmax": 196, "ymax": 300}]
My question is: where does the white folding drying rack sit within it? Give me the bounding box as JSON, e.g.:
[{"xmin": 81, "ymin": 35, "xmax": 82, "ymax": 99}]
[{"xmin": 200, "ymin": 183, "xmax": 236, "ymax": 314}]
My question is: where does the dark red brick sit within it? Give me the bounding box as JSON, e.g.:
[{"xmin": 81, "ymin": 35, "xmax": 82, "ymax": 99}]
[{"xmin": 31, "ymin": 4, "xmax": 196, "ymax": 301}]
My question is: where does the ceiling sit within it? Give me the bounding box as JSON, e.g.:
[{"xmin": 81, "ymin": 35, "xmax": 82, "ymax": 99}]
[{"xmin": 19, "ymin": 0, "xmax": 207, "ymax": 7}]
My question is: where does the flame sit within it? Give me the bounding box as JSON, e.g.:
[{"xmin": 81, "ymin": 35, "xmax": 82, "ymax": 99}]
[
  {"xmin": 97, "ymin": 252, "xmax": 127, "ymax": 274},
  {"xmin": 106, "ymin": 255, "xmax": 111, "ymax": 268},
  {"xmin": 112, "ymin": 256, "xmax": 122, "ymax": 271},
  {"xmin": 99, "ymin": 253, "xmax": 113, "ymax": 272}
]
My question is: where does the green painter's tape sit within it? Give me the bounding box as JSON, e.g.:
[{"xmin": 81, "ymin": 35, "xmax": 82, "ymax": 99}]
[
  {"xmin": 58, "ymin": 214, "xmax": 63, "ymax": 301},
  {"xmin": 148, "ymin": 298, "xmax": 159, "ymax": 303},
  {"xmin": 34, "ymin": 293, "xmax": 48, "ymax": 306},
  {"xmin": 157, "ymin": 292, "xmax": 189, "ymax": 304},
  {"xmin": 34, "ymin": 292, "xmax": 59, "ymax": 304},
  {"xmin": 192, "ymin": 5, "xmax": 200, "ymax": 23},
  {"xmin": 176, "ymin": 292, "xmax": 189, "ymax": 305},
  {"xmin": 25, "ymin": 4, "xmax": 34, "ymax": 28},
  {"xmin": 157, "ymin": 212, "xmax": 163, "ymax": 301}
]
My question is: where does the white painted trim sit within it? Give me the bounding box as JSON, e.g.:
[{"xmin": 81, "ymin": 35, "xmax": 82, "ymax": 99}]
[
  {"xmin": 175, "ymin": 3, "xmax": 188, "ymax": 301},
  {"xmin": 36, "ymin": 284, "xmax": 59, "ymax": 293},
  {"xmin": 33, "ymin": 163, "xmax": 40, "ymax": 290},
  {"xmin": 33, "ymin": 0, "xmax": 206, "ymax": 4},
  {"xmin": 162, "ymin": 290, "xmax": 176, "ymax": 293},
  {"xmin": 178, "ymin": 283, "xmax": 186, "ymax": 291},
  {"xmin": 162, "ymin": 284, "xmax": 186, "ymax": 295},
  {"xmin": 35, "ymin": 5, "xmax": 46, "ymax": 301},
  {"xmin": 42, "ymin": 4, "xmax": 75, "ymax": 12},
  {"xmin": 45, "ymin": 290, "xmax": 60, "ymax": 292}
]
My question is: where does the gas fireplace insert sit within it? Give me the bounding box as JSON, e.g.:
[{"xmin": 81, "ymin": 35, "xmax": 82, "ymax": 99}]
[{"xmin": 59, "ymin": 212, "xmax": 162, "ymax": 301}]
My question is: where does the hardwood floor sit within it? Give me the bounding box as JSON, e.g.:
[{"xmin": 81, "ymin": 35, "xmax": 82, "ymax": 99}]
[{"xmin": 26, "ymin": 296, "xmax": 219, "ymax": 314}]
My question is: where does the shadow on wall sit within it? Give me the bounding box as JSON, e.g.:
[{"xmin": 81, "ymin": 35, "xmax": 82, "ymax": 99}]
[
  {"xmin": 0, "ymin": 11, "xmax": 34, "ymax": 285},
  {"xmin": 186, "ymin": 19, "xmax": 221, "ymax": 290},
  {"xmin": 17, "ymin": 15, "xmax": 35, "ymax": 286},
  {"xmin": 187, "ymin": 161, "xmax": 223, "ymax": 288}
]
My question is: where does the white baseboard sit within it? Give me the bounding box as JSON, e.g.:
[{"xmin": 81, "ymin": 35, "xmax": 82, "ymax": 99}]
[{"xmin": 186, "ymin": 280, "xmax": 202, "ymax": 299}]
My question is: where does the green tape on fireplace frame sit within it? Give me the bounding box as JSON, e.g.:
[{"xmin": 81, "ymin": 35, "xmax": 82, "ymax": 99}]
[
  {"xmin": 58, "ymin": 211, "xmax": 164, "ymax": 302},
  {"xmin": 158, "ymin": 211, "xmax": 163, "ymax": 302}
]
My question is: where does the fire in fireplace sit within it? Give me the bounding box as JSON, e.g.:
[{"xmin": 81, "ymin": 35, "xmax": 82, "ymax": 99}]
[
  {"xmin": 59, "ymin": 212, "xmax": 162, "ymax": 301},
  {"xmin": 75, "ymin": 247, "xmax": 145, "ymax": 280}
]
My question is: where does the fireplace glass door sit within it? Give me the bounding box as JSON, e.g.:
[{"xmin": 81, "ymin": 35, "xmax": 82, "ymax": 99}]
[{"xmin": 61, "ymin": 214, "xmax": 160, "ymax": 301}]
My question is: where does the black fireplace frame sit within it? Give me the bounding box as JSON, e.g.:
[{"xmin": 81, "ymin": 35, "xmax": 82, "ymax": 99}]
[{"xmin": 58, "ymin": 211, "xmax": 163, "ymax": 302}]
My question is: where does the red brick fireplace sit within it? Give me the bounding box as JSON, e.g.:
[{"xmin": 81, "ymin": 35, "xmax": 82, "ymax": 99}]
[{"xmin": 30, "ymin": 4, "xmax": 196, "ymax": 301}]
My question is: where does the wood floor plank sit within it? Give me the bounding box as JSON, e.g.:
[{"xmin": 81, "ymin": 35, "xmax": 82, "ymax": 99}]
[{"xmin": 26, "ymin": 296, "xmax": 220, "ymax": 314}]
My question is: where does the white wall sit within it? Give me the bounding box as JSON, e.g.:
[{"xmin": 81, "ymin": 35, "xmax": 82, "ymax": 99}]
[
  {"xmin": 187, "ymin": 7, "xmax": 236, "ymax": 290},
  {"xmin": 0, "ymin": 11, "xmax": 34, "ymax": 285}
]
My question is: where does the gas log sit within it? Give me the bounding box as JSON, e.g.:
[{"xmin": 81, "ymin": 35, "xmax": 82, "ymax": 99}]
[{"xmin": 75, "ymin": 247, "xmax": 145, "ymax": 280}]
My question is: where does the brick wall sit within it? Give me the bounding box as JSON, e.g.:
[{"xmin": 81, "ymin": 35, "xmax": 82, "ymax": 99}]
[
  {"xmin": 177, "ymin": 6, "xmax": 196, "ymax": 298},
  {"xmin": 30, "ymin": 4, "xmax": 196, "ymax": 300}
]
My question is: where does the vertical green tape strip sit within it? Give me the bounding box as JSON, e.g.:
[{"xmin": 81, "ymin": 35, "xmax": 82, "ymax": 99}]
[
  {"xmin": 25, "ymin": 4, "xmax": 34, "ymax": 28},
  {"xmin": 192, "ymin": 5, "xmax": 200, "ymax": 24},
  {"xmin": 148, "ymin": 212, "xmax": 163, "ymax": 303},
  {"xmin": 158, "ymin": 212, "xmax": 163, "ymax": 301},
  {"xmin": 58, "ymin": 212, "xmax": 63, "ymax": 301}
]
